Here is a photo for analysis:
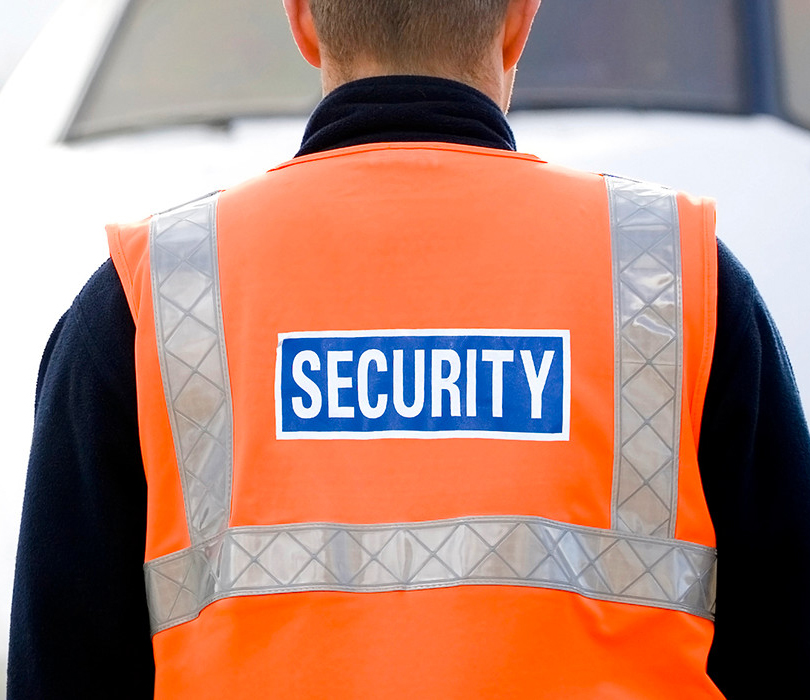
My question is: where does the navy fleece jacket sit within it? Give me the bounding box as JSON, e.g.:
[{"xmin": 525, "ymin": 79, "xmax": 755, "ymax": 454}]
[{"xmin": 9, "ymin": 77, "xmax": 810, "ymax": 699}]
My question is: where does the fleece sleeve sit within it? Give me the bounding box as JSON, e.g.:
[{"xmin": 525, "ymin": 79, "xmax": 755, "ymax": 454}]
[
  {"xmin": 8, "ymin": 242, "xmax": 810, "ymax": 698},
  {"xmin": 7, "ymin": 260, "xmax": 154, "ymax": 699},
  {"xmin": 700, "ymin": 241, "xmax": 810, "ymax": 698}
]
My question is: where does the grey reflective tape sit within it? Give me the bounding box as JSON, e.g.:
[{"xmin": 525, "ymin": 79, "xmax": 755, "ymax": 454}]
[
  {"xmin": 145, "ymin": 180, "xmax": 713, "ymax": 637},
  {"xmin": 150, "ymin": 194, "xmax": 233, "ymax": 544},
  {"xmin": 606, "ymin": 177, "xmax": 683, "ymax": 538},
  {"xmin": 145, "ymin": 515, "xmax": 716, "ymax": 634}
]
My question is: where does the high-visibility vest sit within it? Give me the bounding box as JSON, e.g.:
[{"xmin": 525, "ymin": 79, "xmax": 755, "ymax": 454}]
[{"xmin": 108, "ymin": 142, "xmax": 721, "ymax": 699}]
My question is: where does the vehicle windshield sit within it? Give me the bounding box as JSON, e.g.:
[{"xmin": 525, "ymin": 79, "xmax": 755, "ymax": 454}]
[
  {"xmin": 66, "ymin": 0, "xmax": 321, "ymax": 140},
  {"xmin": 65, "ymin": 0, "xmax": 769, "ymax": 140},
  {"xmin": 513, "ymin": 0, "xmax": 744, "ymax": 113}
]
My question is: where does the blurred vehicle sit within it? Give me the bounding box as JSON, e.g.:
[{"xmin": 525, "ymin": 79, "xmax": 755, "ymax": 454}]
[
  {"xmin": 0, "ymin": 0, "xmax": 808, "ymax": 665},
  {"xmin": 2, "ymin": 0, "xmax": 808, "ymax": 397}
]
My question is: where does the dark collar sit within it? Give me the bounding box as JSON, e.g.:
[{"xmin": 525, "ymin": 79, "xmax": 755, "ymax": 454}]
[{"xmin": 297, "ymin": 75, "xmax": 516, "ymax": 157}]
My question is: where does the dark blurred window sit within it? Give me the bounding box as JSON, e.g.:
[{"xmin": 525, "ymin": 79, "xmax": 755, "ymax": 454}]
[
  {"xmin": 776, "ymin": 0, "xmax": 810, "ymax": 129},
  {"xmin": 512, "ymin": 0, "xmax": 745, "ymax": 113},
  {"xmin": 66, "ymin": 0, "xmax": 751, "ymax": 139},
  {"xmin": 66, "ymin": 0, "xmax": 321, "ymax": 139}
]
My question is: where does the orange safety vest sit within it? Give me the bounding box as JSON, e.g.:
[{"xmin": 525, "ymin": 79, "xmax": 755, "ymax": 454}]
[{"xmin": 108, "ymin": 142, "xmax": 721, "ymax": 699}]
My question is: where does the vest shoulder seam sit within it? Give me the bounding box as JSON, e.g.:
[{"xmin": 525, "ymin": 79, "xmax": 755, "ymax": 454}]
[{"xmin": 266, "ymin": 142, "xmax": 546, "ymax": 173}]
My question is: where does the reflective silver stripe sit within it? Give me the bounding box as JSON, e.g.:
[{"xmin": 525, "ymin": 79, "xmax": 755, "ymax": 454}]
[
  {"xmin": 145, "ymin": 515, "xmax": 717, "ymax": 633},
  {"xmin": 146, "ymin": 180, "xmax": 717, "ymax": 636},
  {"xmin": 150, "ymin": 194, "xmax": 233, "ymax": 544},
  {"xmin": 607, "ymin": 177, "xmax": 682, "ymax": 538}
]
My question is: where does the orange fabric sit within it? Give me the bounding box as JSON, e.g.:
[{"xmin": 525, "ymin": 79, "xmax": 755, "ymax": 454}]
[
  {"xmin": 109, "ymin": 143, "xmax": 721, "ymax": 699},
  {"xmin": 155, "ymin": 588, "xmax": 716, "ymax": 700},
  {"xmin": 221, "ymin": 146, "xmax": 616, "ymax": 533},
  {"xmin": 108, "ymin": 219, "xmax": 191, "ymax": 556},
  {"xmin": 674, "ymin": 191, "xmax": 718, "ymax": 544}
]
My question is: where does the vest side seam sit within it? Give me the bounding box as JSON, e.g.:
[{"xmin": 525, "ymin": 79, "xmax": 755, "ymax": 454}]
[
  {"xmin": 608, "ymin": 179, "xmax": 623, "ymax": 533},
  {"xmin": 670, "ymin": 193, "xmax": 685, "ymax": 540},
  {"xmin": 210, "ymin": 199, "xmax": 235, "ymax": 530},
  {"xmin": 106, "ymin": 224, "xmax": 139, "ymax": 322},
  {"xmin": 691, "ymin": 200, "xmax": 719, "ymax": 441}
]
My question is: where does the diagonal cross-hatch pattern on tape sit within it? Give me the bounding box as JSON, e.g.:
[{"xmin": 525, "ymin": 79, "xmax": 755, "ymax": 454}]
[
  {"xmin": 607, "ymin": 177, "xmax": 682, "ymax": 538},
  {"xmin": 150, "ymin": 193, "xmax": 233, "ymax": 545},
  {"xmin": 144, "ymin": 517, "xmax": 717, "ymax": 633},
  {"xmin": 143, "ymin": 179, "xmax": 717, "ymax": 636}
]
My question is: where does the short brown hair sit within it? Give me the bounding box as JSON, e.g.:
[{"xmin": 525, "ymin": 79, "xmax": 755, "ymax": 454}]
[{"xmin": 309, "ymin": 0, "xmax": 511, "ymax": 79}]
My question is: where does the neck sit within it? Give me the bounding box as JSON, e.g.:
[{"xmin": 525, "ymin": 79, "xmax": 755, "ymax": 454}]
[
  {"xmin": 297, "ymin": 75, "xmax": 517, "ymax": 157},
  {"xmin": 320, "ymin": 57, "xmax": 512, "ymax": 113}
]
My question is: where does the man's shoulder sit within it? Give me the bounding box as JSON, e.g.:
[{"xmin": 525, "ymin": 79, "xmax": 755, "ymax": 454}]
[
  {"xmin": 714, "ymin": 238, "xmax": 764, "ymax": 346},
  {"xmin": 68, "ymin": 259, "xmax": 136, "ymax": 389}
]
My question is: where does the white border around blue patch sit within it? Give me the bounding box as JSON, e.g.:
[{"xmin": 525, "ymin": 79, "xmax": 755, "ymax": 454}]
[{"xmin": 275, "ymin": 329, "xmax": 571, "ymax": 441}]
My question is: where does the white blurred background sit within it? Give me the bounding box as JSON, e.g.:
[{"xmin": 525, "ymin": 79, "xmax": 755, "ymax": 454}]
[
  {"xmin": 0, "ymin": 0, "xmax": 64, "ymax": 690},
  {"xmin": 0, "ymin": 1, "xmax": 808, "ymax": 696},
  {"xmin": 0, "ymin": 1, "xmax": 60, "ymax": 90}
]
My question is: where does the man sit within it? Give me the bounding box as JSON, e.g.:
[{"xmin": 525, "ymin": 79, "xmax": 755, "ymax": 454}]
[{"xmin": 9, "ymin": 0, "xmax": 810, "ymax": 698}]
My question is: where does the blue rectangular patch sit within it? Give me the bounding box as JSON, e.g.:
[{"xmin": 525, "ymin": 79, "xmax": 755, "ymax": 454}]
[{"xmin": 275, "ymin": 330, "xmax": 570, "ymax": 440}]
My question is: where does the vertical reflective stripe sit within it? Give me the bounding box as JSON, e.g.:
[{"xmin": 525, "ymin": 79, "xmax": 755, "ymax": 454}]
[
  {"xmin": 606, "ymin": 177, "xmax": 682, "ymax": 538},
  {"xmin": 144, "ymin": 179, "xmax": 717, "ymax": 636},
  {"xmin": 145, "ymin": 516, "xmax": 717, "ymax": 634},
  {"xmin": 150, "ymin": 194, "xmax": 233, "ymax": 544}
]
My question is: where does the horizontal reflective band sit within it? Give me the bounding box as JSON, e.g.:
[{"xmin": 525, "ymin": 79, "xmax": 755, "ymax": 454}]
[{"xmin": 145, "ymin": 515, "xmax": 717, "ymax": 634}]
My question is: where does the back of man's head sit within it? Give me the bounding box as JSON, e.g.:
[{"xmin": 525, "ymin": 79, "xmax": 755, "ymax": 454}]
[{"xmin": 309, "ymin": 0, "xmax": 511, "ymax": 82}]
